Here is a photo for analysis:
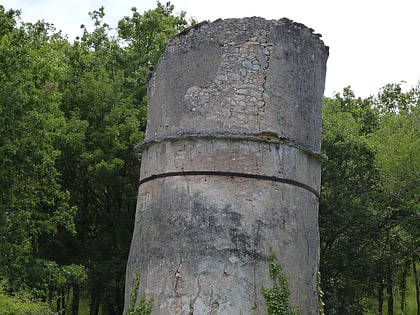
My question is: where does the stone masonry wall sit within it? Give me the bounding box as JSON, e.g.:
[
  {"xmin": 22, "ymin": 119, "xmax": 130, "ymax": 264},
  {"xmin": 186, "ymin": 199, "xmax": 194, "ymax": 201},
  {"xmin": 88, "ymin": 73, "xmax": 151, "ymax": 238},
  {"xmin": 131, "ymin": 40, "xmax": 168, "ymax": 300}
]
[{"xmin": 125, "ymin": 17, "xmax": 328, "ymax": 315}]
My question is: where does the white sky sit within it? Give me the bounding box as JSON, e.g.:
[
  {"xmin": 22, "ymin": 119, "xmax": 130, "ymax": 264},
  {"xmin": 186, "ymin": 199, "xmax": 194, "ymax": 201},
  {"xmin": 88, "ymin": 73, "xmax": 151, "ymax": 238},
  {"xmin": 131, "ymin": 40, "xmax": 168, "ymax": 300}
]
[{"xmin": 2, "ymin": 0, "xmax": 420, "ymax": 98}]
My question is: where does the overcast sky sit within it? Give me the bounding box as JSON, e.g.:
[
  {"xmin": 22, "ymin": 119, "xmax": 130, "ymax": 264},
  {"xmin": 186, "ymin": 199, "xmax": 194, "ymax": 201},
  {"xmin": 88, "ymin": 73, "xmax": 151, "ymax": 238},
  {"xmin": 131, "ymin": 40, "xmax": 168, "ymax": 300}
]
[{"xmin": 2, "ymin": 0, "xmax": 420, "ymax": 98}]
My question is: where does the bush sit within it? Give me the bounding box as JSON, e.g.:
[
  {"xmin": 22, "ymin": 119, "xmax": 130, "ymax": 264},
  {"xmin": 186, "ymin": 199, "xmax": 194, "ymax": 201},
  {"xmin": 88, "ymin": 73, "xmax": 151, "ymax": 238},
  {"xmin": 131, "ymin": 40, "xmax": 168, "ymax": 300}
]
[{"xmin": 0, "ymin": 288, "xmax": 53, "ymax": 315}]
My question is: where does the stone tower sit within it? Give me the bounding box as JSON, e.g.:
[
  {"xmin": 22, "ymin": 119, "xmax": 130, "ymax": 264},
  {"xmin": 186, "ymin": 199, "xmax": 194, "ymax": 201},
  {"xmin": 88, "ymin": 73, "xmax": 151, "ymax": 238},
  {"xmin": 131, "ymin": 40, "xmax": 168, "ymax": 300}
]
[{"xmin": 125, "ymin": 17, "xmax": 328, "ymax": 315}]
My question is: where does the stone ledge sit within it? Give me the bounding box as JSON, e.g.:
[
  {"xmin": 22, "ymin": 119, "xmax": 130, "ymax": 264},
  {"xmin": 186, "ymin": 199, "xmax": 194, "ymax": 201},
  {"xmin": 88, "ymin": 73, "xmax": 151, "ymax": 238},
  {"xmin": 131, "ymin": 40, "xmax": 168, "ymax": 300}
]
[{"xmin": 134, "ymin": 131, "xmax": 327, "ymax": 162}]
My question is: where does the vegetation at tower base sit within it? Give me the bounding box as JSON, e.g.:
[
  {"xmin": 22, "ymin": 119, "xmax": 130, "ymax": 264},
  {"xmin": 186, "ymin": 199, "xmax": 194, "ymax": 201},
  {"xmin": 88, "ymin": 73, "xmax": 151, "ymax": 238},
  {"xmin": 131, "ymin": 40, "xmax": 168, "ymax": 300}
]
[
  {"xmin": 0, "ymin": 288, "xmax": 53, "ymax": 315},
  {"xmin": 317, "ymin": 272, "xmax": 325, "ymax": 315},
  {"xmin": 261, "ymin": 248, "xmax": 300, "ymax": 315},
  {"xmin": 0, "ymin": 1, "xmax": 419, "ymax": 314},
  {"xmin": 124, "ymin": 272, "xmax": 153, "ymax": 315}
]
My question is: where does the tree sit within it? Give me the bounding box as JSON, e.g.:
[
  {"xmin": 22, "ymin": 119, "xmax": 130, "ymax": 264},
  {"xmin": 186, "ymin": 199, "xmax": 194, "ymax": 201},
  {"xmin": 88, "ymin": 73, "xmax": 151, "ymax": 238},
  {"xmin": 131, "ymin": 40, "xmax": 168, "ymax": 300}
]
[
  {"xmin": 0, "ymin": 5, "xmax": 86, "ymax": 311},
  {"xmin": 319, "ymin": 84, "xmax": 420, "ymax": 314},
  {"xmin": 372, "ymin": 83, "xmax": 420, "ymax": 314},
  {"xmin": 1, "ymin": 2, "xmax": 191, "ymax": 313},
  {"xmin": 52, "ymin": 3, "xmax": 190, "ymax": 314},
  {"xmin": 320, "ymin": 88, "xmax": 382, "ymax": 314}
]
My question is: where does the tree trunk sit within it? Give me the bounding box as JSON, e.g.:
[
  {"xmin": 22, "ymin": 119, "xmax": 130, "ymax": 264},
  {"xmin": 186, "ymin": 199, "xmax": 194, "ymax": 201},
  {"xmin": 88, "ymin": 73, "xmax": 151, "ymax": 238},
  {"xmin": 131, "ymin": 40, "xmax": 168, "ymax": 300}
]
[
  {"xmin": 387, "ymin": 270, "xmax": 394, "ymax": 315},
  {"xmin": 61, "ymin": 289, "xmax": 66, "ymax": 315},
  {"xmin": 413, "ymin": 260, "xmax": 420, "ymax": 315},
  {"xmin": 115, "ymin": 280, "xmax": 124, "ymax": 315},
  {"xmin": 57, "ymin": 293, "xmax": 61, "ymax": 314},
  {"xmin": 72, "ymin": 284, "xmax": 80, "ymax": 315},
  {"xmin": 90, "ymin": 296, "xmax": 100, "ymax": 315},
  {"xmin": 400, "ymin": 261, "xmax": 409, "ymax": 314},
  {"xmin": 48, "ymin": 289, "xmax": 53, "ymax": 303},
  {"xmin": 377, "ymin": 281, "xmax": 384, "ymax": 315}
]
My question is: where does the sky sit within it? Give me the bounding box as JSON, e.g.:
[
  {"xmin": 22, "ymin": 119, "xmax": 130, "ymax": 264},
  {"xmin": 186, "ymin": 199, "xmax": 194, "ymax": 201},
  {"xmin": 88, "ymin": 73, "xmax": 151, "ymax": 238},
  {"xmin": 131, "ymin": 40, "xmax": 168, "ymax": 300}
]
[{"xmin": 2, "ymin": 0, "xmax": 420, "ymax": 98}]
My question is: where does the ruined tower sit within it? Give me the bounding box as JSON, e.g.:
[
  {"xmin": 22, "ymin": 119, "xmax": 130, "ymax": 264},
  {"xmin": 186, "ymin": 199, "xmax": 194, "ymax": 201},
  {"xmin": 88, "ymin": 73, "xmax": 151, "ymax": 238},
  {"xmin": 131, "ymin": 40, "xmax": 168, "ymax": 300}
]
[{"xmin": 125, "ymin": 17, "xmax": 328, "ymax": 314}]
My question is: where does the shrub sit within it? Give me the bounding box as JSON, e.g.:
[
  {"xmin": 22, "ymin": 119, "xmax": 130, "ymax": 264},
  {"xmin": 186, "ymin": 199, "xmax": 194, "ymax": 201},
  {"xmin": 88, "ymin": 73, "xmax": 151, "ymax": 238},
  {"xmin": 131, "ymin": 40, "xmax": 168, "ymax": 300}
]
[{"xmin": 0, "ymin": 288, "xmax": 53, "ymax": 315}]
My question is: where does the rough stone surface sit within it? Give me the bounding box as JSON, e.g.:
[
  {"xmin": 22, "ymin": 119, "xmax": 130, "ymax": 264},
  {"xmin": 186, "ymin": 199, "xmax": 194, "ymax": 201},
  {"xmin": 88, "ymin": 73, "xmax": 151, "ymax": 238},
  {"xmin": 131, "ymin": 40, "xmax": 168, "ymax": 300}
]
[{"xmin": 125, "ymin": 17, "xmax": 328, "ymax": 315}]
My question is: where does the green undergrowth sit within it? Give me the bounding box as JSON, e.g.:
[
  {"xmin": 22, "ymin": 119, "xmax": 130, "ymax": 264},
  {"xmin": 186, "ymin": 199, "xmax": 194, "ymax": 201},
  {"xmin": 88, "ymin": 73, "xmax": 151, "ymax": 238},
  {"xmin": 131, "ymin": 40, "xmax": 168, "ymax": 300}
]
[
  {"xmin": 124, "ymin": 272, "xmax": 154, "ymax": 315},
  {"xmin": 363, "ymin": 263, "xmax": 419, "ymax": 315},
  {"xmin": 0, "ymin": 288, "xmax": 52, "ymax": 315}
]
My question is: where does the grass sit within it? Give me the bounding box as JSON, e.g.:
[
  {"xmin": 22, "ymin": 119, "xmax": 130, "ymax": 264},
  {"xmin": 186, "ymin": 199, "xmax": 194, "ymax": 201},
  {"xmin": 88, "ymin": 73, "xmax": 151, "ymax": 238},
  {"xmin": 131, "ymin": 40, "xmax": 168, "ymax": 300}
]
[{"xmin": 375, "ymin": 264, "xmax": 419, "ymax": 315}]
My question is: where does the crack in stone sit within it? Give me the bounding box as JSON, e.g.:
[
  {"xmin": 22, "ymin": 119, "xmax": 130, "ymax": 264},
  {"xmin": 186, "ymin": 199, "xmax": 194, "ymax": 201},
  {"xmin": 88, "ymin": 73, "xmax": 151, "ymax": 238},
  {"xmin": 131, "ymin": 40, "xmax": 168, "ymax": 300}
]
[{"xmin": 174, "ymin": 260, "xmax": 183, "ymax": 293}]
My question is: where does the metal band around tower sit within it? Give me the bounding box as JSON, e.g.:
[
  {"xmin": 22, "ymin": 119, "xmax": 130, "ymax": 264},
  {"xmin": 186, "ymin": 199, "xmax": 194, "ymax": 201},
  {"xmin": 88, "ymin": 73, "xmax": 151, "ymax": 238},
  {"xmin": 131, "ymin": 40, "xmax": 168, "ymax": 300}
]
[{"xmin": 139, "ymin": 170, "xmax": 320, "ymax": 198}]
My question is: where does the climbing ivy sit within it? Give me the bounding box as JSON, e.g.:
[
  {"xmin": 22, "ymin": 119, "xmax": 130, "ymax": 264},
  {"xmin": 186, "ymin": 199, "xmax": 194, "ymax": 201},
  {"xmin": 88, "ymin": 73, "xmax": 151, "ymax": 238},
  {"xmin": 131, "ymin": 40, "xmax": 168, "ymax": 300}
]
[
  {"xmin": 261, "ymin": 248, "xmax": 300, "ymax": 315},
  {"xmin": 125, "ymin": 272, "xmax": 154, "ymax": 315},
  {"xmin": 318, "ymin": 272, "xmax": 325, "ymax": 315}
]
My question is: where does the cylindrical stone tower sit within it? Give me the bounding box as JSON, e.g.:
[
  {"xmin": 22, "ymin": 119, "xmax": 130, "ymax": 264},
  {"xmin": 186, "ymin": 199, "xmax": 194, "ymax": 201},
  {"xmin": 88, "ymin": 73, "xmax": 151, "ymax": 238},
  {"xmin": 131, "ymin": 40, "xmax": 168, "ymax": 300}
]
[{"xmin": 125, "ymin": 17, "xmax": 328, "ymax": 315}]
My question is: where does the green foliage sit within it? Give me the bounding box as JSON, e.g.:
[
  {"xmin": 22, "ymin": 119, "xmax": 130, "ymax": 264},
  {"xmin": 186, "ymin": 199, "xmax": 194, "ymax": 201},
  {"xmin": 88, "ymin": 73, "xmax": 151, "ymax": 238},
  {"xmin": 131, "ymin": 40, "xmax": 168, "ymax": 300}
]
[
  {"xmin": 373, "ymin": 84, "xmax": 420, "ymax": 218},
  {"xmin": 261, "ymin": 249, "xmax": 299, "ymax": 315},
  {"xmin": 1, "ymin": 2, "xmax": 191, "ymax": 313},
  {"xmin": 2, "ymin": 1, "xmax": 419, "ymax": 314},
  {"xmin": 0, "ymin": 284, "xmax": 53, "ymax": 315},
  {"xmin": 0, "ymin": 6, "xmax": 80, "ymax": 310},
  {"xmin": 118, "ymin": 1, "xmax": 188, "ymax": 66},
  {"xmin": 318, "ymin": 272, "xmax": 325, "ymax": 315},
  {"xmin": 320, "ymin": 90, "xmax": 381, "ymax": 314},
  {"xmin": 55, "ymin": 4, "xmax": 190, "ymax": 313},
  {"xmin": 320, "ymin": 84, "xmax": 420, "ymax": 314},
  {"xmin": 124, "ymin": 272, "xmax": 153, "ymax": 315}
]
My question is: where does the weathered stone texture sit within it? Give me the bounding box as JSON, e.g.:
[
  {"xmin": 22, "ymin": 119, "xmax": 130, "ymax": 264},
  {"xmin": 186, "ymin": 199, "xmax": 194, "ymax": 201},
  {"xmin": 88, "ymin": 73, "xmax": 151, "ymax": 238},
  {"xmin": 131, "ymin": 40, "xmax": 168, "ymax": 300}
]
[{"xmin": 125, "ymin": 17, "xmax": 328, "ymax": 315}]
